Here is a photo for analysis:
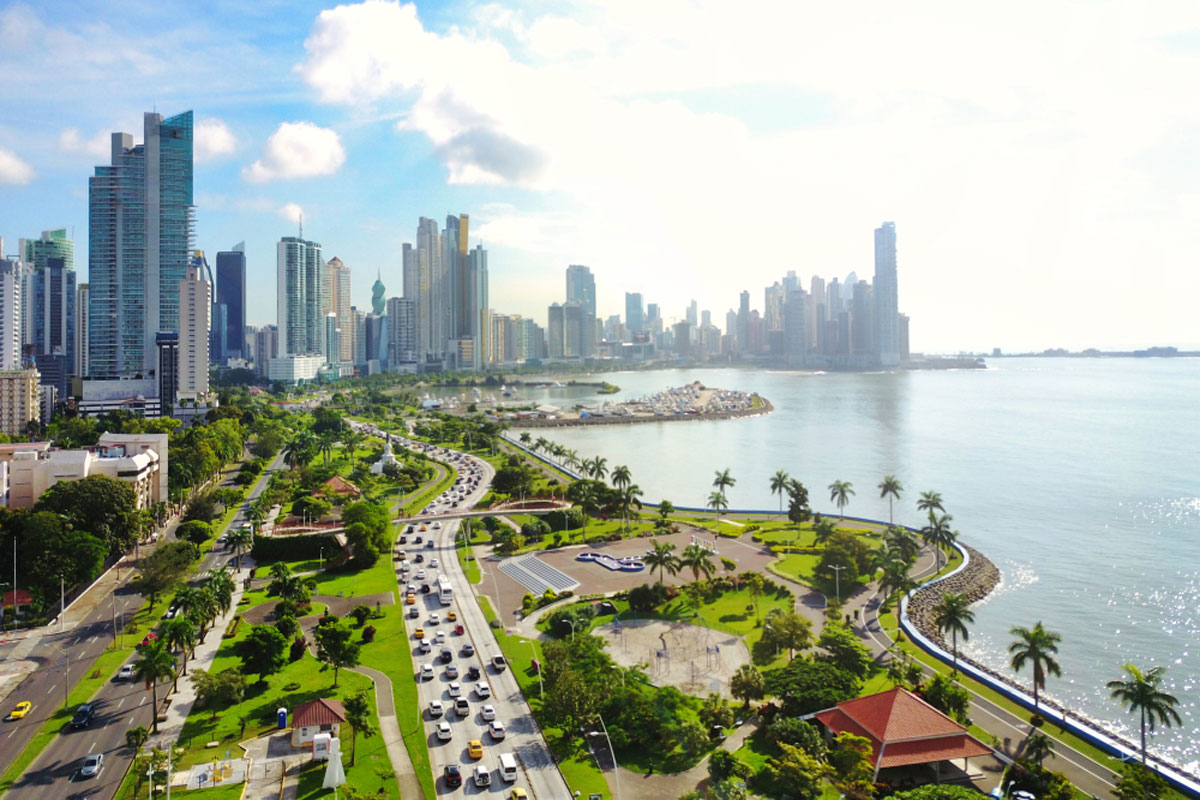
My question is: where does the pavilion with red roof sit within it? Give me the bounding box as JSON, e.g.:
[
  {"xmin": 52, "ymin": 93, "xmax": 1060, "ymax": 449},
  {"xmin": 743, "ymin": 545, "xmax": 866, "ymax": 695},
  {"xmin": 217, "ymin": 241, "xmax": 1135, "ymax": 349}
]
[{"xmin": 814, "ymin": 687, "xmax": 993, "ymax": 782}]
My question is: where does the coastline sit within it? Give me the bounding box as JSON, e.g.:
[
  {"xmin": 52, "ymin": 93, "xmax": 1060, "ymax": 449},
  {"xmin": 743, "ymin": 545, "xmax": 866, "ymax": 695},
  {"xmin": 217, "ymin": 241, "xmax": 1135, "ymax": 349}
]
[
  {"xmin": 509, "ymin": 395, "xmax": 774, "ymax": 428},
  {"xmin": 907, "ymin": 545, "xmax": 1001, "ymax": 648}
]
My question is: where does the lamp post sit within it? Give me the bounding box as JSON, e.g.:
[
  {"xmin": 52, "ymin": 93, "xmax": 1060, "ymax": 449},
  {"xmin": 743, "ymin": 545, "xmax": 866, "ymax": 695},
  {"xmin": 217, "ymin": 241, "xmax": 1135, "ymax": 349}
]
[
  {"xmin": 320, "ymin": 547, "xmax": 324, "ymax": 572},
  {"xmin": 520, "ymin": 640, "xmax": 542, "ymax": 697},
  {"xmin": 565, "ymin": 618, "xmax": 580, "ymax": 640},
  {"xmin": 59, "ymin": 574, "xmax": 65, "ymax": 633},
  {"xmin": 597, "ymin": 712, "xmax": 623, "ymax": 800},
  {"xmin": 829, "ymin": 564, "xmax": 845, "ymax": 603}
]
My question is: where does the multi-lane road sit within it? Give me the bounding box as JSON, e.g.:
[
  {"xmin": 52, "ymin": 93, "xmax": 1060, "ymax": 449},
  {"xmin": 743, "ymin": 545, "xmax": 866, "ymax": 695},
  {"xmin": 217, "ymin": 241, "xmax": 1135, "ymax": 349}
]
[
  {"xmin": 354, "ymin": 424, "xmax": 572, "ymax": 798},
  {"xmin": 0, "ymin": 453, "xmax": 285, "ymax": 800}
]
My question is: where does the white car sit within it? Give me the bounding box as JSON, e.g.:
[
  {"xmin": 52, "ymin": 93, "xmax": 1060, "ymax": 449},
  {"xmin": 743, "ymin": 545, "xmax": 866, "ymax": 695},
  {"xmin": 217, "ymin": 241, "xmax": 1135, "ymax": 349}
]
[
  {"xmin": 475, "ymin": 681, "xmax": 491, "ymax": 699},
  {"xmin": 437, "ymin": 721, "xmax": 452, "ymax": 741},
  {"xmin": 480, "ymin": 704, "xmax": 496, "ymax": 721},
  {"xmin": 430, "ymin": 558, "xmax": 439, "ymax": 568},
  {"xmin": 435, "ymin": 631, "xmax": 447, "ymax": 644},
  {"xmin": 117, "ymin": 664, "xmax": 134, "ymax": 681},
  {"xmin": 420, "ymin": 664, "xmax": 434, "ymax": 680},
  {"xmin": 448, "ymin": 682, "xmax": 462, "ymax": 697},
  {"xmin": 433, "ymin": 521, "xmax": 442, "ymax": 529},
  {"xmin": 428, "ymin": 700, "xmax": 444, "ymax": 718},
  {"xmin": 418, "ymin": 640, "xmax": 431, "ymax": 654},
  {"xmin": 416, "ymin": 570, "xmax": 426, "ymax": 580},
  {"xmin": 80, "ymin": 753, "xmax": 104, "ymax": 778},
  {"xmin": 489, "ymin": 720, "xmax": 506, "ymax": 740},
  {"xmin": 429, "ymin": 613, "xmax": 440, "ymax": 625}
]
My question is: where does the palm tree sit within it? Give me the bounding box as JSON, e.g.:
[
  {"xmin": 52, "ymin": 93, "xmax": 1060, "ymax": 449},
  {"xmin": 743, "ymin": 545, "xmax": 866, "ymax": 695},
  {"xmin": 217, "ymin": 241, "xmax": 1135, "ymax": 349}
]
[
  {"xmin": 644, "ymin": 540, "xmax": 680, "ymax": 586},
  {"xmin": 534, "ymin": 437, "xmax": 550, "ymax": 454},
  {"xmin": 133, "ymin": 641, "xmax": 177, "ymax": 733},
  {"xmin": 655, "ymin": 499, "xmax": 675, "ymax": 530},
  {"xmin": 206, "ymin": 570, "xmax": 235, "ymax": 617},
  {"xmin": 1008, "ymin": 622, "xmax": 1062, "ymax": 712},
  {"xmin": 563, "ymin": 449, "xmax": 580, "ymax": 471},
  {"xmin": 173, "ymin": 586, "xmax": 202, "ymax": 624},
  {"xmin": 680, "ymin": 544, "xmax": 717, "ymax": 582},
  {"xmin": 590, "ymin": 457, "xmax": 608, "ymax": 482},
  {"xmin": 878, "ymin": 475, "xmax": 903, "ymax": 524},
  {"xmin": 883, "ymin": 526, "xmax": 920, "ymax": 564},
  {"xmin": 574, "ymin": 482, "xmax": 597, "ymax": 543},
  {"xmin": 828, "ymin": 480, "xmax": 854, "ymax": 519},
  {"xmin": 931, "ymin": 592, "xmax": 975, "ymax": 674},
  {"xmin": 611, "ymin": 465, "xmax": 632, "ymax": 492},
  {"xmin": 706, "ymin": 490, "xmax": 728, "ymax": 535},
  {"xmin": 282, "ymin": 433, "xmax": 314, "ymax": 470},
  {"xmin": 341, "ymin": 429, "xmax": 365, "ymax": 461},
  {"xmin": 617, "ymin": 484, "xmax": 643, "ymax": 532},
  {"xmin": 1107, "ymin": 664, "xmax": 1182, "ymax": 763},
  {"xmin": 518, "ymin": 432, "xmax": 531, "ymax": 445},
  {"xmin": 769, "ymin": 470, "xmax": 790, "ymax": 516},
  {"xmin": 226, "ymin": 528, "xmax": 253, "ymax": 572},
  {"xmin": 161, "ymin": 616, "xmax": 196, "ymax": 688},
  {"xmin": 917, "ymin": 490, "xmax": 944, "ymax": 515},
  {"xmin": 1023, "ymin": 731, "xmax": 1055, "ymax": 767},
  {"xmin": 877, "ymin": 560, "xmax": 917, "ymax": 612},
  {"xmin": 920, "ymin": 511, "xmax": 957, "ymax": 569},
  {"xmin": 713, "ymin": 468, "xmax": 736, "ymax": 501}
]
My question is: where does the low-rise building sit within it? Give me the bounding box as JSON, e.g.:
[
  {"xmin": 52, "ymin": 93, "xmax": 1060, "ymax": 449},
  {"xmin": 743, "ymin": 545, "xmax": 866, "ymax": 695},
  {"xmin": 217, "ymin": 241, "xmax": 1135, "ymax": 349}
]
[
  {"xmin": 291, "ymin": 698, "xmax": 345, "ymax": 747},
  {"xmin": 3, "ymin": 432, "xmax": 167, "ymax": 509}
]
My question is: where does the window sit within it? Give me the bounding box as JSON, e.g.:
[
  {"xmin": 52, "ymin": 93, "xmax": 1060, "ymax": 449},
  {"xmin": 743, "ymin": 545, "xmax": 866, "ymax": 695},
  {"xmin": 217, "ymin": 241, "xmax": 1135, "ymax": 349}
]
[{"xmin": 320, "ymin": 723, "xmax": 333, "ymax": 732}]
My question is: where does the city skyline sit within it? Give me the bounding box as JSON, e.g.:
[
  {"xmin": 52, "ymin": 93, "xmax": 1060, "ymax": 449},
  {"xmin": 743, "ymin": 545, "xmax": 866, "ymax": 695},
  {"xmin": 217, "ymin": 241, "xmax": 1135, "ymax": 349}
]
[{"xmin": 5, "ymin": 2, "xmax": 1200, "ymax": 351}]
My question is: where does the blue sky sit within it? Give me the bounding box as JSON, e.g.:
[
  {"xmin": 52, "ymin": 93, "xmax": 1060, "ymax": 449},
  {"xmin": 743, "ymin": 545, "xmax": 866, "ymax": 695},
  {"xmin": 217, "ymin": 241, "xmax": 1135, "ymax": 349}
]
[{"xmin": 3, "ymin": 0, "xmax": 1200, "ymax": 351}]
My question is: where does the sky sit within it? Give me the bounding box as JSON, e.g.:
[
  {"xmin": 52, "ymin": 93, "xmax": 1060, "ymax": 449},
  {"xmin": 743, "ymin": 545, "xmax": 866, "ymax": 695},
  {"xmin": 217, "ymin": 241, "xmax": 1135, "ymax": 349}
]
[{"xmin": 2, "ymin": 0, "xmax": 1200, "ymax": 353}]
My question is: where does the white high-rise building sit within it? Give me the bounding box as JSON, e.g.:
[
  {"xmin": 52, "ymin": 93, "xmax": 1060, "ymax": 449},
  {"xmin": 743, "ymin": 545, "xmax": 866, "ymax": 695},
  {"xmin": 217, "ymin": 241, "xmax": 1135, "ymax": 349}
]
[
  {"xmin": 178, "ymin": 254, "xmax": 211, "ymax": 400},
  {"xmin": 277, "ymin": 237, "xmax": 323, "ymax": 356},
  {"xmin": 322, "ymin": 257, "xmax": 352, "ymax": 363},
  {"xmin": 76, "ymin": 283, "xmax": 89, "ymax": 378},
  {"xmin": 873, "ymin": 221, "xmax": 901, "ymax": 367},
  {"xmin": 0, "ymin": 254, "xmax": 22, "ymax": 372}
]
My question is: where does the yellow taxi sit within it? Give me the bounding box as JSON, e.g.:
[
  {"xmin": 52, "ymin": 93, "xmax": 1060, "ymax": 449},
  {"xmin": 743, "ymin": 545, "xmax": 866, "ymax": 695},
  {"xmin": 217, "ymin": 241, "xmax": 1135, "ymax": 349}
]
[
  {"xmin": 414, "ymin": 627, "xmax": 426, "ymax": 639},
  {"xmin": 406, "ymin": 593, "xmax": 416, "ymax": 605},
  {"xmin": 467, "ymin": 739, "xmax": 484, "ymax": 759},
  {"xmin": 447, "ymin": 611, "xmax": 457, "ymax": 622},
  {"xmin": 510, "ymin": 789, "xmax": 528, "ymax": 800},
  {"xmin": 7, "ymin": 701, "xmax": 31, "ymax": 720}
]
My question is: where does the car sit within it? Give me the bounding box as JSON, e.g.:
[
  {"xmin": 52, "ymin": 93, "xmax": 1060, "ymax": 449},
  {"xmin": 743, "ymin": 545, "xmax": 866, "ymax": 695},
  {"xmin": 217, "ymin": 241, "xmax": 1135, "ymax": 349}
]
[
  {"xmin": 455, "ymin": 698, "xmax": 470, "ymax": 717},
  {"xmin": 428, "ymin": 700, "xmax": 444, "ymax": 718},
  {"xmin": 441, "ymin": 647, "xmax": 453, "ymax": 664},
  {"xmin": 491, "ymin": 654, "xmax": 507, "ymax": 672},
  {"xmin": 448, "ymin": 681, "xmax": 462, "ymax": 697},
  {"xmin": 433, "ymin": 522, "xmax": 442, "ymax": 529},
  {"xmin": 409, "ymin": 606, "xmax": 420, "ymax": 619},
  {"xmin": 415, "ymin": 535, "xmax": 423, "ymax": 543},
  {"xmin": 489, "ymin": 720, "xmax": 506, "ymax": 740},
  {"xmin": 406, "ymin": 593, "xmax": 416, "ymax": 605},
  {"xmin": 420, "ymin": 664, "xmax": 434, "ymax": 680},
  {"xmin": 414, "ymin": 554, "xmax": 424, "ymax": 564},
  {"xmin": 468, "ymin": 739, "xmax": 484, "ymax": 759},
  {"xmin": 446, "ymin": 664, "xmax": 459, "ymax": 678},
  {"xmin": 418, "ymin": 640, "xmax": 431, "ymax": 654},
  {"xmin": 510, "ymin": 789, "xmax": 528, "ymax": 800},
  {"xmin": 414, "ymin": 627, "xmax": 426, "ymax": 640},
  {"xmin": 447, "ymin": 610, "xmax": 457, "ymax": 622},
  {"xmin": 475, "ymin": 682, "xmax": 491, "ymax": 699},
  {"xmin": 436, "ymin": 721, "xmax": 452, "ymax": 741},
  {"xmin": 406, "ymin": 583, "xmax": 417, "ymax": 594},
  {"xmin": 443, "ymin": 764, "xmax": 462, "ymax": 788},
  {"xmin": 426, "ymin": 540, "xmax": 435, "ymax": 548},
  {"xmin": 429, "ymin": 612, "xmax": 440, "ymax": 625},
  {"xmin": 416, "ymin": 570, "xmax": 427, "ymax": 580},
  {"xmin": 398, "ymin": 535, "xmax": 408, "ymax": 544},
  {"xmin": 139, "ymin": 632, "xmax": 157, "ymax": 648},
  {"xmin": 460, "ymin": 640, "xmax": 473, "ymax": 654},
  {"xmin": 7, "ymin": 701, "xmax": 31, "ymax": 720},
  {"xmin": 421, "ymin": 583, "xmax": 431, "ymax": 594},
  {"xmin": 467, "ymin": 665, "xmax": 481, "ymax": 681},
  {"xmin": 435, "ymin": 631, "xmax": 447, "ymax": 644},
  {"xmin": 454, "ymin": 624, "xmax": 465, "ymax": 636},
  {"xmin": 481, "ymin": 704, "xmax": 496, "ymax": 721},
  {"xmin": 80, "ymin": 753, "xmax": 104, "ymax": 778},
  {"xmin": 430, "ymin": 558, "xmax": 439, "ymax": 568},
  {"xmin": 71, "ymin": 703, "xmax": 95, "ymax": 728}
]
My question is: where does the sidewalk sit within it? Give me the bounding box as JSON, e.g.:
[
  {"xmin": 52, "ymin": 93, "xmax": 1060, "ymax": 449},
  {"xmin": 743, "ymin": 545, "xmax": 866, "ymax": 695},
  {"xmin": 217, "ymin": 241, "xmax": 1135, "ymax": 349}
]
[{"xmin": 352, "ymin": 665, "xmax": 424, "ymax": 800}]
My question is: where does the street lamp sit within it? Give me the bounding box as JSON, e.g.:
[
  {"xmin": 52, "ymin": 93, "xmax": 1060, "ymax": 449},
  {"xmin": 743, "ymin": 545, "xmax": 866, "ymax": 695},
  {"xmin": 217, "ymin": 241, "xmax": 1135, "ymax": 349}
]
[
  {"xmin": 829, "ymin": 564, "xmax": 846, "ymax": 603},
  {"xmin": 520, "ymin": 640, "xmax": 543, "ymax": 697},
  {"xmin": 597, "ymin": 712, "xmax": 623, "ymax": 800}
]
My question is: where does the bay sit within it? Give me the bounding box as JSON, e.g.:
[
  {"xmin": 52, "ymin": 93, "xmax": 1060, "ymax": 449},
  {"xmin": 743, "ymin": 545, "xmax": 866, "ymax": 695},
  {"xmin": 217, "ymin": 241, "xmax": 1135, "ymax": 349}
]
[{"xmin": 477, "ymin": 358, "xmax": 1200, "ymax": 768}]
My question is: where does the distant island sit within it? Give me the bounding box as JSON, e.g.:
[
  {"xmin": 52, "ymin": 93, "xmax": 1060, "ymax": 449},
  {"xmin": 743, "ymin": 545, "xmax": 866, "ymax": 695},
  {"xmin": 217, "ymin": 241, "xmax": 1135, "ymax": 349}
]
[{"xmin": 983, "ymin": 345, "xmax": 1199, "ymax": 358}]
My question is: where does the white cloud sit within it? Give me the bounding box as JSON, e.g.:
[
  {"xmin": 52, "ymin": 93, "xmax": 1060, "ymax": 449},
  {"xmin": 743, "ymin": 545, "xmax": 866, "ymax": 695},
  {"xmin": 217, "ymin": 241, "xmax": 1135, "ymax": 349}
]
[
  {"xmin": 278, "ymin": 203, "xmax": 305, "ymax": 224},
  {"xmin": 195, "ymin": 118, "xmax": 237, "ymax": 162},
  {"xmin": 0, "ymin": 148, "xmax": 35, "ymax": 184},
  {"xmin": 299, "ymin": 1, "xmax": 1200, "ymax": 349},
  {"xmin": 57, "ymin": 128, "xmax": 109, "ymax": 158},
  {"xmin": 243, "ymin": 122, "xmax": 345, "ymax": 183}
]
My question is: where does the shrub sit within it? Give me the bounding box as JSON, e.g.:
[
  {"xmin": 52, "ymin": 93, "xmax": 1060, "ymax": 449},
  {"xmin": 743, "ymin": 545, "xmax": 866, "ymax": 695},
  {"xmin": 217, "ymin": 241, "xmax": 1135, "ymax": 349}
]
[
  {"xmin": 275, "ymin": 614, "xmax": 299, "ymax": 639},
  {"xmin": 350, "ymin": 605, "xmax": 373, "ymax": 627},
  {"xmin": 362, "ymin": 625, "xmax": 376, "ymax": 643},
  {"xmin": 289, "ymin": 636, "xmax": 307, "ymax": 662},
  {"xmin": 177, "ymin": 520, "xmax": 214, "ymax": 545},
  {"xmin": 223, "ymin": 614, "xmax": 242, "ymax": 639}
]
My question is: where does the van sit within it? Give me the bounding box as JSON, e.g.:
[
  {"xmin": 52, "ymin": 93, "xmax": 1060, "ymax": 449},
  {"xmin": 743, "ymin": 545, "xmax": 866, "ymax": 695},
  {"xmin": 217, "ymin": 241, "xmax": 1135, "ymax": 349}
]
[
  {"xmin": 499, "ymin": 753, "xmax": 518, "ymax": 783},
  {"xmin": 473, "ymin": 764, "xmax": 490, "ymax": 787}
]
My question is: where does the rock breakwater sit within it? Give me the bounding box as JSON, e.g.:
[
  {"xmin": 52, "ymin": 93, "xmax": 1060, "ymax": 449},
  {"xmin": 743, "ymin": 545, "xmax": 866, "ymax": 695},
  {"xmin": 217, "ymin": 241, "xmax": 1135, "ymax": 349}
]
[{"xmin": 907, "ymin": 545, "xmax": 1000, "ymax": 649}]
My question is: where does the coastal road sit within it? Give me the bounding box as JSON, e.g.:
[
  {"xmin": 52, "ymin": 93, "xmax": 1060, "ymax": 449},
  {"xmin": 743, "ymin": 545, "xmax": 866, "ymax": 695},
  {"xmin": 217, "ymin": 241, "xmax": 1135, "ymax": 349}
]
[
  {"xmin": 375, "ymin": 434, "xmax": 571, "ymax": 799},
  {"xmin": 5, "ymin": 453, "xmax": 286, "ymax": 800}
]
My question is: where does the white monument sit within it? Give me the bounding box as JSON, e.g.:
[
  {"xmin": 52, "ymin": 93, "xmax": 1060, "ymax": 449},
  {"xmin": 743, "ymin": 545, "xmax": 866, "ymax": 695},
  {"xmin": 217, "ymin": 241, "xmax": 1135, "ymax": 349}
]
[{"xmin": 370, "ymin": 434, "xmax": 400, "ymax": 475}]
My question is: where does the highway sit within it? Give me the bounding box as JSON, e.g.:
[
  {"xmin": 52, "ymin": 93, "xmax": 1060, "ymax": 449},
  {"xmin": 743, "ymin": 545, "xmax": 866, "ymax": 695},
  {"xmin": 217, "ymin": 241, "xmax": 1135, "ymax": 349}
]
[
  {"xmin": 354, "ymin": 424, "xmax": 572, "ymax": 798},
  {"xmin": 3, "ymin": 453, "xmax": 286, "ymax": 800}
]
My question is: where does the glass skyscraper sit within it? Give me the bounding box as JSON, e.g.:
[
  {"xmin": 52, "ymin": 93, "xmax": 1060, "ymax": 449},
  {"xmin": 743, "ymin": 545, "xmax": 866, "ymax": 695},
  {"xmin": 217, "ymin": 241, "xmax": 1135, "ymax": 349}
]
[
  {"xmin": 216, "ymin": 244, "xmax": 247, "ymax": 360},
  {"xmin": 88, "ymin": 111, "xmax": 194, "ymax": 381},
  {"xmin": 276, "ymin": 236, "xmax": 323, "ymax": 356}
]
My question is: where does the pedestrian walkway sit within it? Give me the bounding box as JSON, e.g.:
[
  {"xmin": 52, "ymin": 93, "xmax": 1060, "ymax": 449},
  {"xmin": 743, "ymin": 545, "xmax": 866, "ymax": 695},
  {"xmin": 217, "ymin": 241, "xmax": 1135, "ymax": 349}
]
[
  {"xmin": 241, "ymin": 733, "xmax": 302, "ymax": 800},
  {"xmin": 352, "ymin": 665, "xmax": 424, "ymax": 800}
]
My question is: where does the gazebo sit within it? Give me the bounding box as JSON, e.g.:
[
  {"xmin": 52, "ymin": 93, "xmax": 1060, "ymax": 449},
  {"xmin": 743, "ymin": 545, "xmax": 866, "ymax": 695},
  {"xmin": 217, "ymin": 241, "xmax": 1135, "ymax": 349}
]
[
  {"xmin": 315, "ymin": 476, "xmax": 361, "ymax": 500},
  {"xmin": 813, "ymin": 687, "xmax": 992, "ymax": 783}
]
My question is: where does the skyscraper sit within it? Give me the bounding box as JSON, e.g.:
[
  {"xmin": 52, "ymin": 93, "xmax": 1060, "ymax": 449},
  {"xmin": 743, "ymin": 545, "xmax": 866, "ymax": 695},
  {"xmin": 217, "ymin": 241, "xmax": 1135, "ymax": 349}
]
[
  {"xmin": 322, "ymin": 256, "xmax": 352, "ymax": 363},
  {"xmin": 783, "ymin": 289, "xmax": 808, "ymax": 369},
  {"xmin": 624, "ymin": 292, "xmax": 643, "ymax": 337},
  {"xmin": 277, "ymin": 236, "xmax": 323, "ymax": 356},
  {"xmin": 75, "ymin": 283, "xmax": 89, "ymax": 378},
  {"xmin": 25, "ymin": 253, "xmax": 75, "ymax": 397},
  {"xmin": 417, "ymin": 217, "xmax": 444, "ymax": 364},
  {"xmin": 216, "ymin": 244, "xmax": 247, "ymax": 361},
  {"xmin": 470, "ymin": 244, "xmax": 488, "ymax": 366},
  {"xmin": 686, "ymin": 300, "xmax": 698, "ymax": 328},
  {"xmin": 88, "ymin": 111, "xmax": 194, "ymax": 382},
  {"xmin": 254, "ymin": 325, "xmax": 277, "ymax": 376},
  {"xmin": 386, "ymin": 296, "xmax": 417, "ymax": 368},
  {"xmin": 737, "ymin": 291, "xmax": 750, "ymax": 353},
  {"xmin": 547, "ymin": 303, "xmax": 565, "ymax": 358},
  {"xmin": 178, "ymin": 255, "xmax": 211, "ymax": 400},
  {"xmin": 873, "ymin": 221, "xmax": 900, "ymax": 367},
  {"xmin": 0, "ymin": 257, "xmax": 21, "ymax": 371},
  {"xmin": 566, "ymin": 265, "xmax": 596, "ymax": 356},
  {"xmin": 323, "ymin": 313, "xmax": 340, "ymax": 367}
]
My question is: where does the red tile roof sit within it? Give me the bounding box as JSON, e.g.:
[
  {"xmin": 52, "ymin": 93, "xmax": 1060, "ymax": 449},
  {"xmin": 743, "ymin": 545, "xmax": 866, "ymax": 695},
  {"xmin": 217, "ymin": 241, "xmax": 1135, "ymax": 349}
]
[
  {"xmin": 814, "ymin": 687, "xmax": 991, "ymax": 770},
  {"xmin": 316, "ymin": 476, "xmax": 361, "ymax": 497},
  {"xmin": 293, "ymin": 698, "xmax": 346, "ymax": 727}
]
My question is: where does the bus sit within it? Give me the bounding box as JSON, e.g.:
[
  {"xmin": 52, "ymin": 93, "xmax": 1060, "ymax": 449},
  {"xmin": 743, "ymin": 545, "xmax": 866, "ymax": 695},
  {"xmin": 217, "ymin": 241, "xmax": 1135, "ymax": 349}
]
[{"xmin": 437, "ymin": 574, "xmax": 453, "ymax": 606}]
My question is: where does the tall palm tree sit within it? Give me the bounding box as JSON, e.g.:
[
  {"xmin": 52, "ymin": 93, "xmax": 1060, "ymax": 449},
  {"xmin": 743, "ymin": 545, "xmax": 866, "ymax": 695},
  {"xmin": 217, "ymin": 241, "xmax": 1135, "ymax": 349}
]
[
  {"xmin": 878, "ymin": 560, "xmax": 917, "ymax": 611},
  {"xmin": 618, "ymin": 484, "xmax": 643, "ymax": 532},
  {"xmin": 1107, "ymin": 664, "xmax": 1182, "ymax": 764},
  {"xmin": 828, "ymin": 480, "xmax": 855, "ymax": 519},
  {"xmin": 563, "ymin": 449, "xmax": 580, "ymax": 471},
  {"xmin": 269, "ymin": 561, "xmax": 291, "ymax": 581},
  {"xmin": 534, "ymin": 437, "xmax": 550, "ymax": 454},
  {"xmin": 133, "ymin": 641, "xmax": 177, "ymax": 733},
  {"xmin": 205, "ymin": 570, "xmax": 235, "ymax": 617},
  {"xmin": 644, "ymin": 540, "xmax": 680, "ymax": 586},
  {"xmin": 518, "ymin": 432, "xmax": 531, "ymax": 445},
  {"xmin": 161, "ymin": 616, "xmax": 196, "ymax": 688},
  {"xmin": 226, "ymin": 528, "xmax": 253, "ymax": 572},
  {"xmin": 883, "ymin": 526, "xmax": 920, "ymax": 564},
  {"xmin": 590, "ymin": 457, "xmax": 608, "ymax": 481},
  {"xmin": 282, "ymin": 432, "xmax": 314, "ymax": 470},
  {"xmin": 706, "ymin": 490, "xmax": 728, "ymax": 535},
  {"xmin": 1023, "ymin": 731, "xmax": 1055, "ymax": 767},
  {"xmin": 920, "ymin": 511, "xmax": 956, "ymax": 569},
  {"xmin": 813, "ymin": 517, "xmax": 837, "ymax": 547},
  {"xmin": 917, "ymin": 490, "xmax": 944, "ymax": 515},
  {"xmin": 878, "ymin": 475, "xmax": 903, "ymax": 524},
  {"xmin": 931, "ymin": 592, "xmax": 975, "ymax": 674},
  {"xmin": 1008, "ymin": 622, "xmax": 1062, "ymax": 712},
  {"xmin": 574, "ymin": 482, "xmax": 597, "ymax": 543},
  {"xmin": 173, "ymin": 586, "xmax": 202, "ymax": 624},
  {"xmin": 769, "ymin": 470, "xmax": 791, "ymax": 516},
  {"xmin": 713, "ymin": 468, "xmax": 736, "ymax": 501},
  {"xmin": 680, "ymin": 544, "xmax": 717, "ymax": 582},
  {"xmin": 611, "ymin": 465, "xmax": 632, "ymax": 492}
]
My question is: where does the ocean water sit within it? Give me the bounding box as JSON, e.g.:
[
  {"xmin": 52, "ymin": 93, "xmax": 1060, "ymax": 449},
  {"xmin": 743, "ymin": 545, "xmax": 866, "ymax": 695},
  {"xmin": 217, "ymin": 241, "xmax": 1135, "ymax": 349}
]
[{"xmin": 483, "ymin": 359, "xmax": 1200, "ymax": 768}]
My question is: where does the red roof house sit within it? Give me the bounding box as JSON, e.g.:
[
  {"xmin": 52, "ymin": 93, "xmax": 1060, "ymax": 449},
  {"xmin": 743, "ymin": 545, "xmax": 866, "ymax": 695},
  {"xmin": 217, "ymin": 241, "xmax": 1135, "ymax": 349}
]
[
  {"xmin": 814, "ymin": 687, "xmax": 992, "ymax": 780},
  {"xmin": 291, "ymin": 698, "xmax": 347, "ymax": 747},
  {"xmin": 315, "ymin": 476, "xmax": 361, "ymax": 499}
]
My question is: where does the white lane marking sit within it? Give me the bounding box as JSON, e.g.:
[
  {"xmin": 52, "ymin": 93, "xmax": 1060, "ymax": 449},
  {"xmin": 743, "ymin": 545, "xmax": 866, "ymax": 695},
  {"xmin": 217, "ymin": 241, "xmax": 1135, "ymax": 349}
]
[
  {"xmin": 128, "ymin": 716, "xmax": 134, "ymax": 726},
  {"xmin": 116, "ymin": 697, "xmax": 125, "ymax": 710},
  {"xmin": 88, "ymin": 741, "xmax": 96, "ymax": 753},
  {"xmin": 45, "ymin": 684, "xmax": 55, "ymax": 696},
  {"xmin": 140, "ymin": 695, "xmax": 147, "ymax": 705}
]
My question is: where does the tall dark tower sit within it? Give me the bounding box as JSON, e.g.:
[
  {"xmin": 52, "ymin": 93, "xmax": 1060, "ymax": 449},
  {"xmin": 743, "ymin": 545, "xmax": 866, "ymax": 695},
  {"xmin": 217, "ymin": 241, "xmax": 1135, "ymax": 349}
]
[{"xmin": 216, "ymin": 244, "xmax": 247, "ymax": 360}]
